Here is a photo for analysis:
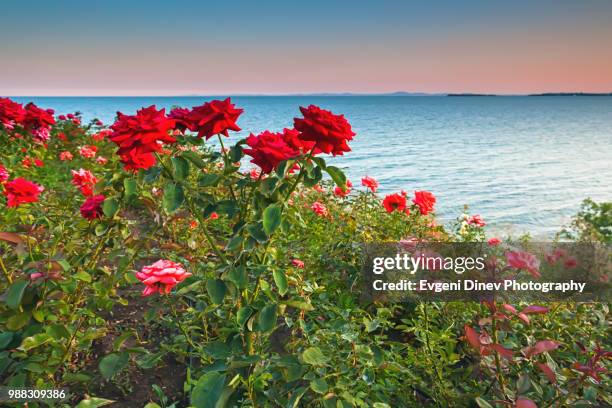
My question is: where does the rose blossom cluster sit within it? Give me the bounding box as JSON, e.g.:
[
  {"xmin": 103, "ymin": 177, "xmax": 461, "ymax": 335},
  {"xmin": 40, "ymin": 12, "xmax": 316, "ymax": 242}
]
[{"xmin": 0, "ymin": 98, "xmax": 55, "ymax": 142}]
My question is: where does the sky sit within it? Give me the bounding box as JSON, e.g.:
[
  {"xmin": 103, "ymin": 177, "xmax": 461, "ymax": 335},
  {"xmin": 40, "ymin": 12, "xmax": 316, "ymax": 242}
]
[{"xmin": 1, "ymin": 0, "xmax": 612, "ymax": 96}]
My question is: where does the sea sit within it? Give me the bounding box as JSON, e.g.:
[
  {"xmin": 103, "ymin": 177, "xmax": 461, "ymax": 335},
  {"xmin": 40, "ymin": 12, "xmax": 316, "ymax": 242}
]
[{"xmin": 11, "ymin": 96, "xmax": 612, "ymax": 237}]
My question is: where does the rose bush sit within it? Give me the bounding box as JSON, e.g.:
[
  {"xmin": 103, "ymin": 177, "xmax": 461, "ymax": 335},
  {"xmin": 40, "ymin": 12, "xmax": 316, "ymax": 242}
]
[{"xmin": 0, "ymin": 97, "xmax": 609, "ymax": 407}]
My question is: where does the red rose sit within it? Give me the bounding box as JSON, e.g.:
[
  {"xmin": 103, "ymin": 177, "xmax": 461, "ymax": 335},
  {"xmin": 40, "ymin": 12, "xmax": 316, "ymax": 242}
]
[
  {"xmin": 487, "ymin": 237, "xmax": 501, "ymax": 246},
  {"xmin": 2, "ymin": 177, "xmax": 44, "ymax": 207},
  {"xmin": 244, "ymin": 130, "xmax": 300, "ymax": 174},
  {"xmin": 23, "ymin": 103, "xmax": 55, "ymax": 142},
  {"xmin": 187, "ymin": 98, "xmax": 242, "ymax": 139},
  {"xmin": 334, "ymin": 180, "xmax": 353, "ymax": 197},
  {"xmin": 71, "ymin": 168, "xmax": 98, "ymax": 196},
  {"xmin": 413, "ymin": 191, "xmax": 436, "ymax": 215},
  {"xmin": 281, "ymin": 127, "xmax": 318, "ymax": 154},
  {"xmin": 168, "ymin": 107, "xmax": 192, "ymax": 133},
  {"xmin": 293, "ymin": 105, "xmax": 355, "ymax": 156},
  {"xmin": 361, "ymin": 176, "xmax": 378, "ymax": 193},
  {"xmin": 0, "ymin": 97, "xmax": 26, "ymax": 130},
  {"xmin": 109, "ymin": 105, "xmax": 176, "ymax": 170},
  {"xmin": 383, "ymin": 193, "xmax": 407, "ymax": 213},
  {"xmin": 291, "ymin": 259, "xmax": 305, "ymax": 268},
  {"xmin": 135, "ymin": 259, "xmax": 192, "ymax": 296},
  {"xmin": 80, "ymin": 194, "xmax": 105, "ymax": 220}
]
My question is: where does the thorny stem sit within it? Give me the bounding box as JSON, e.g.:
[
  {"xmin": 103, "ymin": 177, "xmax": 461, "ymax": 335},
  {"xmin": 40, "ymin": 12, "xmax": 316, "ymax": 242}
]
[{"xmin": 217, "ymin": 134, "xmax": 238, "ymax": 202}]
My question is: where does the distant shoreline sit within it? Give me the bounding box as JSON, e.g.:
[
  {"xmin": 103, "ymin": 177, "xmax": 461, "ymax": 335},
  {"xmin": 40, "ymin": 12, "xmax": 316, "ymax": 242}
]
[{"xmin": 7, "ymin": 92, "xmax": 612, "ymax": 98}]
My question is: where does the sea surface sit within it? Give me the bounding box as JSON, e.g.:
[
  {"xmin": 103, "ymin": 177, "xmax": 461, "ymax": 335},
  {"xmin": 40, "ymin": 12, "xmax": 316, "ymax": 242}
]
[{"xmin": 11, "ymin": 96, "xmax": 612, "ymax": 237}]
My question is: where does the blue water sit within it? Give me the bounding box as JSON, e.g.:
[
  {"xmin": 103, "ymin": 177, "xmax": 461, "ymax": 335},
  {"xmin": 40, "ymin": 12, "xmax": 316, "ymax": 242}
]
[{"xmin": 11, "ymin": 96, "xmax": 612, "ymax": 237}]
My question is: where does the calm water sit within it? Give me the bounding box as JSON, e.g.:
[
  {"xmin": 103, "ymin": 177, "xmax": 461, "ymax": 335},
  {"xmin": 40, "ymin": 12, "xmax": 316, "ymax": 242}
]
[{"xmin": 12, "ymin": 96, "xmax": 612, "ymax": 237}]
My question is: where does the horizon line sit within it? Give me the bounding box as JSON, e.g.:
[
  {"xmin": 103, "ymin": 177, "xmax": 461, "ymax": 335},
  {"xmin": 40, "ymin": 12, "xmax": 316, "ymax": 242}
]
[{"xmin": 6, "ymin": 91, "xmax": 612, "ymax": 98}]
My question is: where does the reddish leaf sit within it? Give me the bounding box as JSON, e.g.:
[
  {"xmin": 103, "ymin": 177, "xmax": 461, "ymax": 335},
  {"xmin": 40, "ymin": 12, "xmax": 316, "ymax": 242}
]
[
  {"xmin": 536, "ymin": 362, "xmax": 556, "ymax": 383},
  {"xmin": 517, "ymin": 313, "xmax": 530, "ymax": 325},
  {"xmin": 516, "ymin": 397, "xmax": 538, "ymax": 408},
  {"xmin": 521, "ymin": 305, "xmax": 549, "ymax": 315},
  {"xmin": 0, "ymin": 232, "xmax": 24, "ymax": 244},
  {"xmin": 524, "ymin": 340, "xmax": 560, "ymax": 358},
  {"xmin": 464, "ymin": 325, "xmax": 481, "ymax": 349},
  {"xmin": 490, "ymin": 343, "xmax": 514, "ymax": 360},
  {"xmin": 502, "ymin": 304, "xmax": 517, "ymax": 314}
]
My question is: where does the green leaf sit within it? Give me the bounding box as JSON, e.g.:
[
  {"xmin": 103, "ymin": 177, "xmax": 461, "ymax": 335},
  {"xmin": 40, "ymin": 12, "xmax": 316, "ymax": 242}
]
[
  {"xmin": 102, "ymin": 198, "xmax": 119, "ymax": 218},
  {"xmin": 310, "ymin": 378, "xmax": 328, "ymax": 394},
  {"xmin": 216, "ymin": 200, "xmax": 238, "ymax": 217},
  {"xmin": 191, "ymin": 372, "xmax": 226, "ymax": 408},
  {"xmin": 181, "ymin": 150, "xmax": 206, "ymax": 168},
  {"xmin": 163, "ymin": 183, "xmax": 184, "ymax": 212},
  {"xmin": 142, "ymin": 166, "xmax": 162, "ymax": 183},
  {"xmin": 206, "ymin": 278, "xmax": 226, "ymax": 304},
  {"xmin": 6, "ymin": 312, "xmax": 30, "ymax": 330},
  {"xmin": 6, "ymin": 279, "xmax": 28, "ymax": 310},
  {"xmin": 302, "ymin": 347, "xmax": 328, "ymax": 366},
  {"xmin": 123, "ymin": 178, "xmax": 137, "ymax": 198},
  {"xmin": 0, "ymin": 332, "xmax": 13, "ymax": 349},
  {"xmin": 247, "ymin": 222, "xmax": 268, "ymax": 243},
  {"xmin": 258, "ymin": 304, "xmax": 277, "ymax": 332},
  {"xmin": 263, "ymin": 204, "xmax": 282, "ymax": 235},
  {"xmin": 475, "ymin": 397, "xmax": 494, "ymax": 408},
  {"xmin": 99, "ymin": 352, "xmax": 129, "ymax": 379},
  {"xmin": 325, "ymin": 166, "xmax": 346, "ymax": 188},
  {"xmin": 19, "ymin": 333, "xmax": 51, "ymax": 351},
  {"xmin": 225, "ymin": 235, "xmax": 243, "ymax": 252},
  {"xmin": 237, "ymin": 307, "xmax": 253, "ymax": 327},
  {"xmin": 517, "ymin": 374, "xmax": 531, "ymax": 394},
  {"xmin": 143, "ymin": 403, "xmax": 161, "ymax": 408},
  {"xmin": 228, "ymin": 264, "xmax": 247, "ymax": 289},
  {"xmin": 75, "ymin": 397, "xmax": 116, "ymax": 408},
  {"xmin": 47, "ymin": 324, "xmax": 70, "ymax": 340},
  {"xmin": 172, "ymin": 156, "xmax": 190, "ymax": 180},
  {"xmin": 284, "ymin": 299, "xmax": 314, "ymax": 311},
  {"xmin": 229, "ymin": 144, "xmax": 244, "ymax": 162},
  {"xmin": 273, "ymin": 270, "xmax": 288, "ymax": 296},
  {"xmin": 198, "ymin": 173, "xmax": 221, "ymax": 187},
  {"xmin": 74, "ymin": 271, "xmax": 92, "ymax": 282}
]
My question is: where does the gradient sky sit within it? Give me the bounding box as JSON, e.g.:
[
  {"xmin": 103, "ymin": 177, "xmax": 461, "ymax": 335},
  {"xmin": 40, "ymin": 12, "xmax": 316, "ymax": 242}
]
[{"xmin": 2, "ymin": 0, "xmax": 612, "ymax": 95}]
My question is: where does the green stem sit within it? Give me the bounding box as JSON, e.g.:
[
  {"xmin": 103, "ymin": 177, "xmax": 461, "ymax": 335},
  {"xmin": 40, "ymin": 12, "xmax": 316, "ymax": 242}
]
[
  {"xmin": 217, "ymin": 134, "xmax": 237, "ymax": 201},
  {"xmin": 154, "ymin": 152, "xmax": 228, "ymax": 264}
]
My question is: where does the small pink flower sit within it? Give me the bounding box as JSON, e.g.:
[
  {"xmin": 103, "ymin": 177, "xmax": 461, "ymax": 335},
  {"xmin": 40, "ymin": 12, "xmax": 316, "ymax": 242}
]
[
  {"xmin": 249, "ymin": 168, "xmax": 261, "ymax": 180},
  {"xmin": 95, "ymin": 156, "xmax": 108, "ymax": 165},
  {"xmin": 135, "ymin": 259, "xmax": 192, "ymax": 296},
  {"xmin": 488, "ymin": 237, "xmax": 501, "ymax": 246},
  {"xmin": 291, "ymin": 259, "xmax": 305, "ymax": 268},
  {"xmin": 0, "ymin": 165, "xmax": 9, "ymax": 183},
  {"xmin": 71, "ymin": 168, "xmax": 98, "ymax": 196},
  {"xmin": 506, "ymin": 251, "xmax": 540, "ymax": 278},
  {"xmin": 59, "ymin": 151, "xmax": 73, "ymax": 161},
  {"xmin": 313, "ymin": 184, "xmax": 325, "ymax": 193},
  {"xmin": 79, "ymin": 145, "xmax": 97, "ymax": 158},
  {"xmin": 468, "ymin": 214, "xmax": 486, "ymax": 227},
  {"xmin": 311, "ymin": 201, "xmax": 328, "ymax": 216},
  {"xmin": 34, "ymin": 159, "xmax": 44, "ymax": 167}
]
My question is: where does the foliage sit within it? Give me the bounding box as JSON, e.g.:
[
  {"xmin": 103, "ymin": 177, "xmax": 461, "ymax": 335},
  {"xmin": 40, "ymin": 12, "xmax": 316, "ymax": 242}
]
[{"xmin": 0, "ymin": 98, "xmax": 610, "ymax": 407}]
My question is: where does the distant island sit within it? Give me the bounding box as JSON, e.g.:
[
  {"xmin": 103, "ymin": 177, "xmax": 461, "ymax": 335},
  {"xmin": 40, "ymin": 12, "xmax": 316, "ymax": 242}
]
[{"xmin": 527, "ymin": 92, "xmax": 612, "ymax": 97}]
